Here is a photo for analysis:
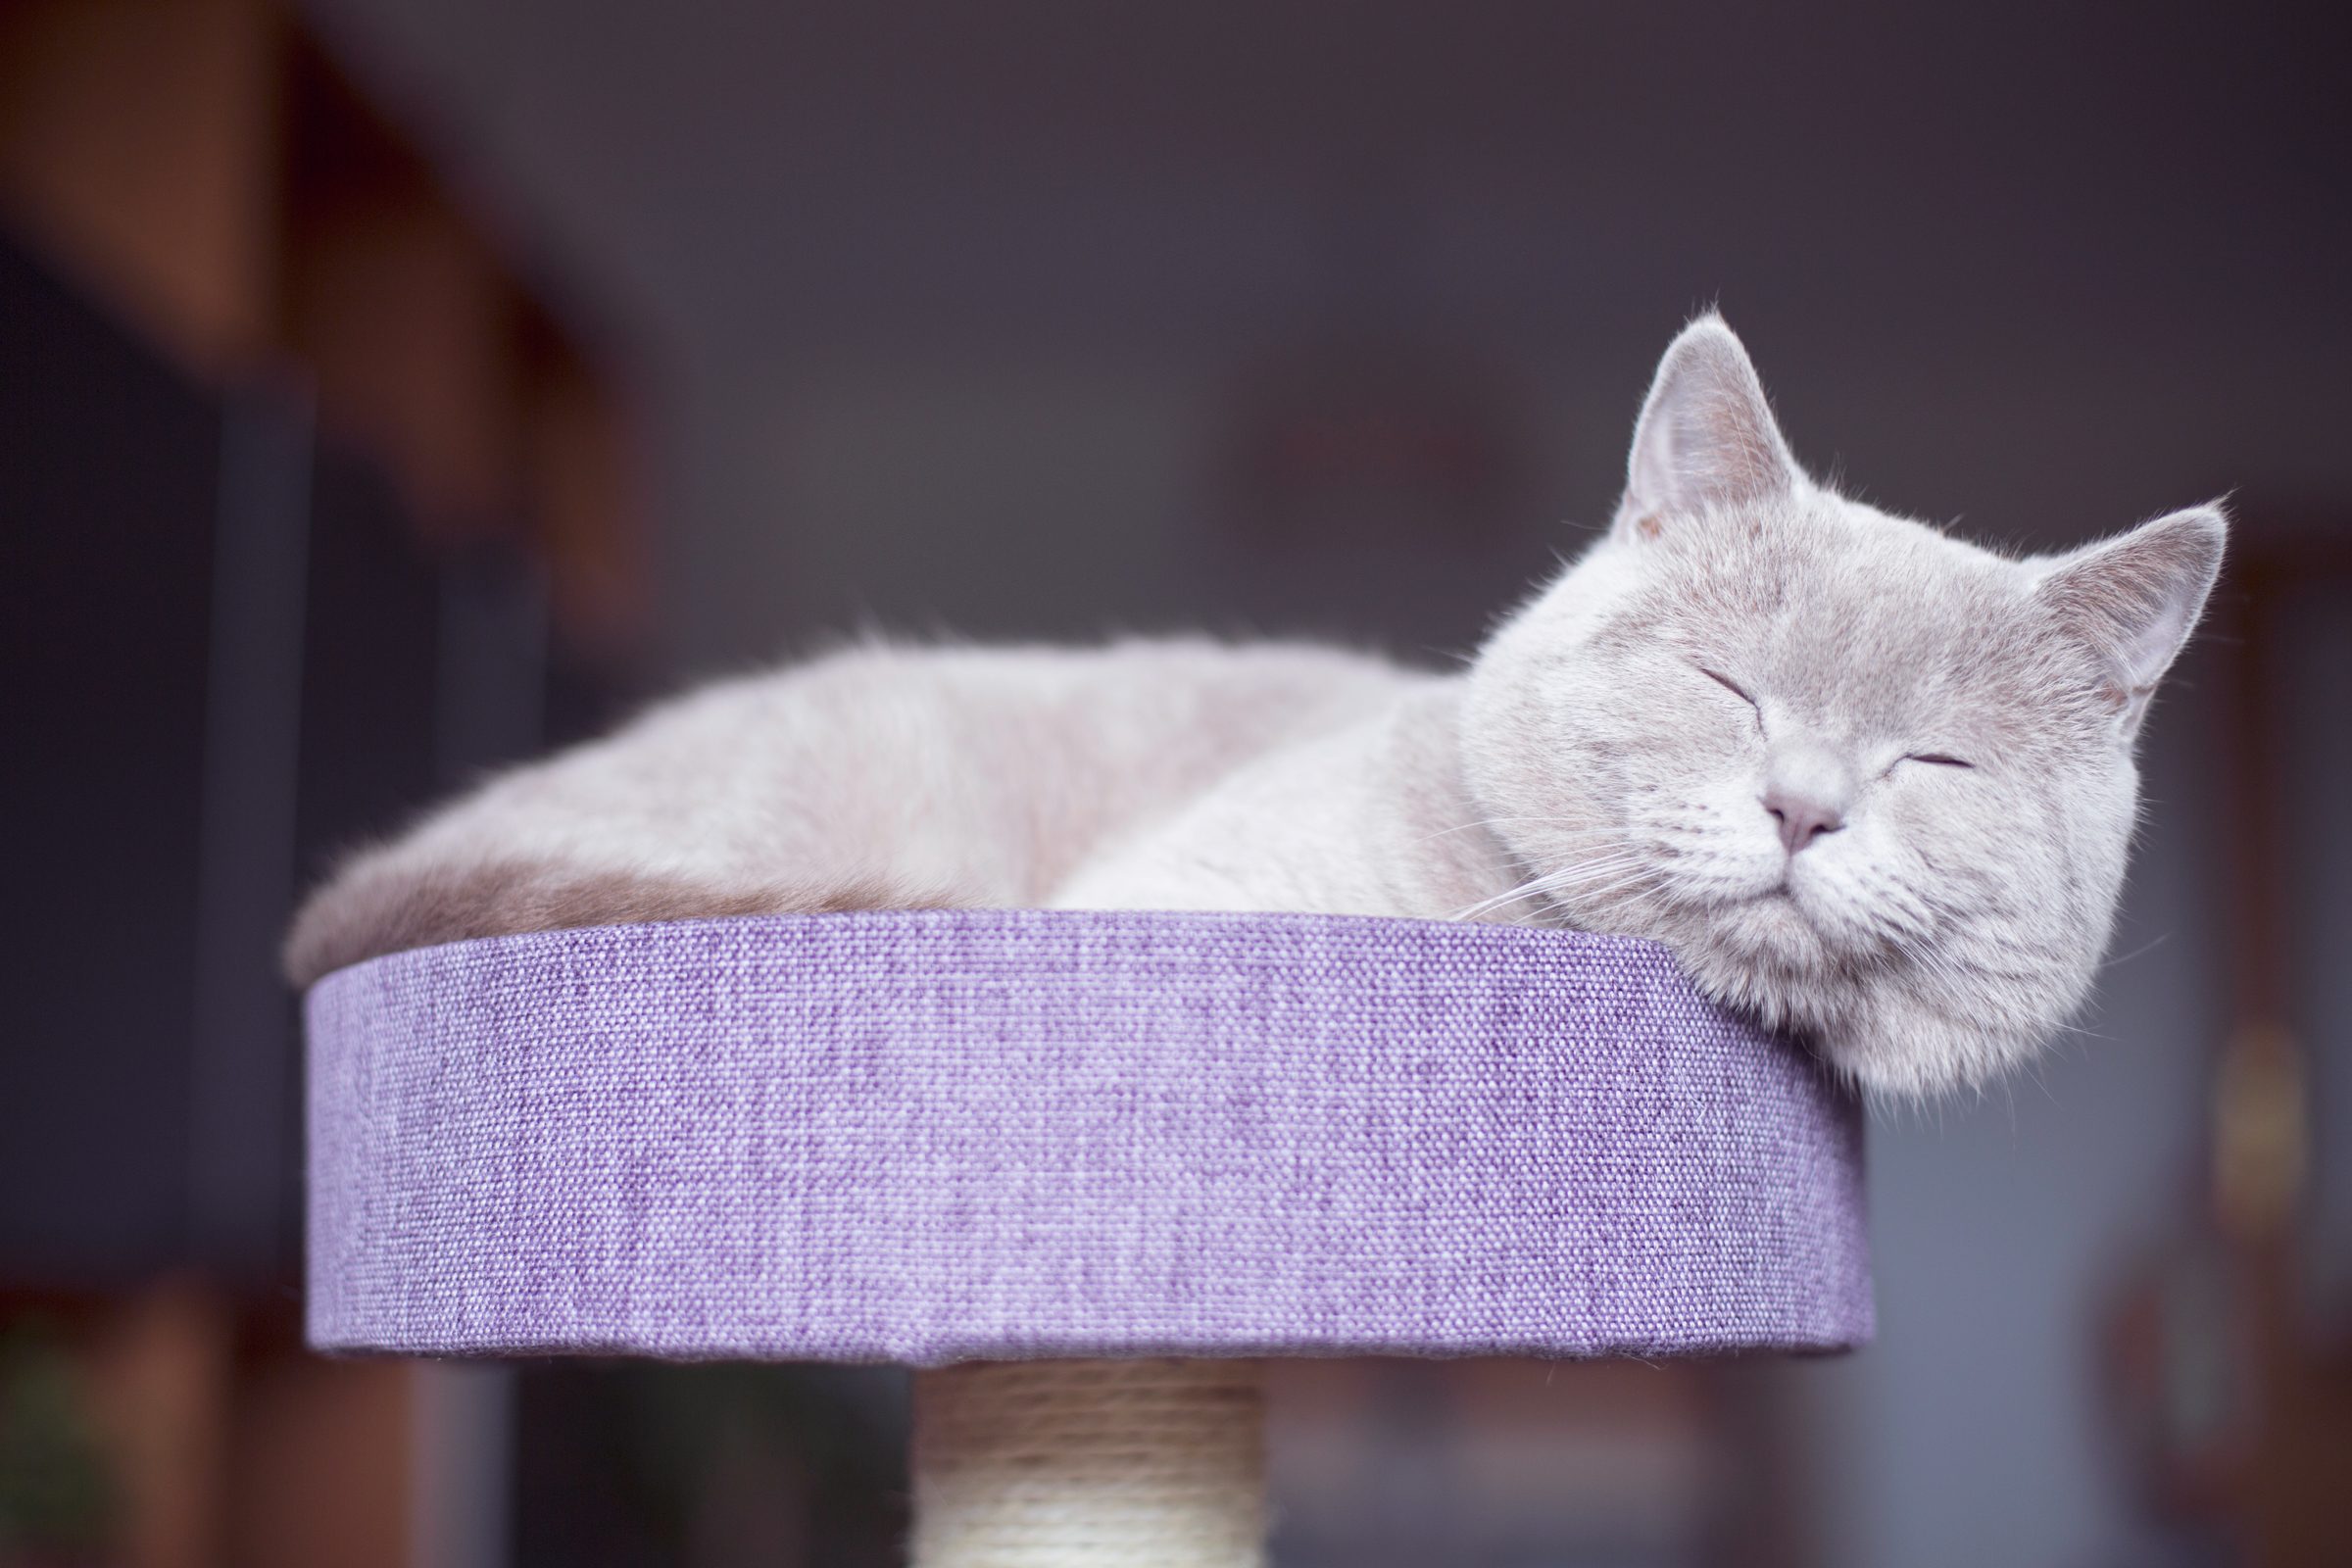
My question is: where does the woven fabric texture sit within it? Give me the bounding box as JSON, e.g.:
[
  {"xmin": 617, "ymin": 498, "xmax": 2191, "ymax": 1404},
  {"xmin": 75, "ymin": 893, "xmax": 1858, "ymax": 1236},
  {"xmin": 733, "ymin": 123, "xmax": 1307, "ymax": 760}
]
[{"xmin": 306, "ymin": 909, "xmax": 1872, "ymax": 1364}]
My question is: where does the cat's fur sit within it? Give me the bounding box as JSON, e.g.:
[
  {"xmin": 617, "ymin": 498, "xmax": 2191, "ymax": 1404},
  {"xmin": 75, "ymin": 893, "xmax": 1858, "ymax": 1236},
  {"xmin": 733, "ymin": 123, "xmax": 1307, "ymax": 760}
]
[{"xmin": 286, "ymin": 317, "xmax": 2225, "ymax": 1098}]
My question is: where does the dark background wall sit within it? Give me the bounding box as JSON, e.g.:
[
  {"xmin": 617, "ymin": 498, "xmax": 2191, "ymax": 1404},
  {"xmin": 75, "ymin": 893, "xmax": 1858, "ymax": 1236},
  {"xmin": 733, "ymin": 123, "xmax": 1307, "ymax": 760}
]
[{"xmin": 308, "ymin": 3, "xmax": 2348, "ymax": 655}]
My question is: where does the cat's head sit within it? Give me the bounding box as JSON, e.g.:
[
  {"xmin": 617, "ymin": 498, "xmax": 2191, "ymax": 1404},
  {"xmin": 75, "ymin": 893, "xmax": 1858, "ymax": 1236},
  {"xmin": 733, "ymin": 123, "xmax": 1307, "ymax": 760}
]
[{"xmin": 1462, "ymin": 316, "xmax": 2225, "ymax": 1097}]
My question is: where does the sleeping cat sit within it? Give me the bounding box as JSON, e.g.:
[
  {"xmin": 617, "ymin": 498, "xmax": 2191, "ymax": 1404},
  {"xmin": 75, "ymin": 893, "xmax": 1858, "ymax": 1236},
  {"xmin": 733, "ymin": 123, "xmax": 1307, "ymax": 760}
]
[{"xmin": 285, "ymin": 315, "xmax": 2225, "ymax": 1098}]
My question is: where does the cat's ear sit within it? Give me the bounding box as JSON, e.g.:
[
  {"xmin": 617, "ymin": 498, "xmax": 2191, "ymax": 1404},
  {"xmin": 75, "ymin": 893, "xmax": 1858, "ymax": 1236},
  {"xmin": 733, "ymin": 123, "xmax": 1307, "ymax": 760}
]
[
  {"xmin": 1618, "ymin": 314, "xmax": 1803, "ymax": 538},
  {"xmin": 2031, "ymin": 505, "xmax": 2227, "ymax": 739}
]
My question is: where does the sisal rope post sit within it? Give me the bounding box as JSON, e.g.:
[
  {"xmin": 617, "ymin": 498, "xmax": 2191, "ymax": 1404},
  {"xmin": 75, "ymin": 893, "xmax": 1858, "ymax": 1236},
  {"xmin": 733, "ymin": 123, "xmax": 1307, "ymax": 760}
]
[{"xmin": 909, "ymin": 1357, "xmax": 1267, "ymax": 1568}]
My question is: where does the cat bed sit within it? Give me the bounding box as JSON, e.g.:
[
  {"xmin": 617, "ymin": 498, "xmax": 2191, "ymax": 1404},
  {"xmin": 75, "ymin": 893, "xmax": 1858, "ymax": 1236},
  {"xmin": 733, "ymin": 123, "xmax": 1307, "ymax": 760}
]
[
  {"xmin": 307, "ymin": 907, "xmax": 1870, "ymax": 1361},
  {"xmin": 304, "ymin": 907, "xmax": 1871, "ymax": 1564}
]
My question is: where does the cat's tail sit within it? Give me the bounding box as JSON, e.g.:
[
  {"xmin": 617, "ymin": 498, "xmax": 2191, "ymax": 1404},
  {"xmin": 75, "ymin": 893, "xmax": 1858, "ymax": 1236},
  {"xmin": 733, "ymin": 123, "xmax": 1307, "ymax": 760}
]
[{"xmin": 281, "ymin": 853, "xmax": 967, "ymax": 989}]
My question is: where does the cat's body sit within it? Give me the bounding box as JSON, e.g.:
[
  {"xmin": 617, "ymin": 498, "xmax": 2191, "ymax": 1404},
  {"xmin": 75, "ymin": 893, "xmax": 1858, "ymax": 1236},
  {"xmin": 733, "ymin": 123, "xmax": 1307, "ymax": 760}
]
[
  {"xmin": 287, "ymin": 317, "xmax": 2225, "ymax": 1097},
  {"xmin": 281, "ymin": 638, "xmax": 1432, "ymax": 978}
]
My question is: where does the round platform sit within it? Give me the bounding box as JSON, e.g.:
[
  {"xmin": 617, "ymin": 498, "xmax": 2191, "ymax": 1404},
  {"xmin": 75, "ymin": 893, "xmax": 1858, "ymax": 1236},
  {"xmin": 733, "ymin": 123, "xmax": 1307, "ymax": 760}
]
[{"xmin": 305, "ymin": 909, "xmax": 1871, "ymax": 1365}]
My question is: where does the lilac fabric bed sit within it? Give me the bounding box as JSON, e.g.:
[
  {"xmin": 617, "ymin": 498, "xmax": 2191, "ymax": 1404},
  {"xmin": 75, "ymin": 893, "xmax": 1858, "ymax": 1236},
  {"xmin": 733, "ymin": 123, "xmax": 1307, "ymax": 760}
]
[{"xmin": 306, "ymin": 909, "xmax": 1871, "ymax": 1364}]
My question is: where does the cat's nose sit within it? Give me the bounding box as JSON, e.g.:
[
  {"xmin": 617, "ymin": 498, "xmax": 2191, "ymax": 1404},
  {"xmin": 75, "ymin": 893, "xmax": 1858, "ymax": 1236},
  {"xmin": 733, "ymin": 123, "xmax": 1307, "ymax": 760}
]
[{"xmin": 1761, "ymin": 786, "xmax": 1844, "ymax": 854}]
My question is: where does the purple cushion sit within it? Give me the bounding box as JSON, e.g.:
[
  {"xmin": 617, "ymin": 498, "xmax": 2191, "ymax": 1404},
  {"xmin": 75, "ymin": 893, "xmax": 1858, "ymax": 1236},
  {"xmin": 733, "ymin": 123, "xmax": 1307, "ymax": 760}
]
[{"xmin": 306, "ymin": 909, "xmax": 1871, "ymax": 1364}]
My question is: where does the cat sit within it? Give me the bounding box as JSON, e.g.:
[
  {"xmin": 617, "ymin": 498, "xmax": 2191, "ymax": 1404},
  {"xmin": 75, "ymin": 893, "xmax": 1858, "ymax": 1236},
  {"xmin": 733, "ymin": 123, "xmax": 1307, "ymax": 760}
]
[{"xmin": 285, "ymin": 315, "xmax": 2225, "ymax": 1098}]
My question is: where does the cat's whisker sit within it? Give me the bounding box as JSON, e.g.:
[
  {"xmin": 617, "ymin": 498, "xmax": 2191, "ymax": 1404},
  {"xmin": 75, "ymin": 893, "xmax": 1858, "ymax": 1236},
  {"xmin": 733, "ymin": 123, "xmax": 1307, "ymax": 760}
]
[
  {"xmin": 1499, "ymin": 864, "xmax": 1653, "ymax": 909},
  {"xmin": 1525, "ymin": 854, "xmax": 1648, "ymax": 881},
  {"xmin": 1548, "ymin": 860, "xmax": 1664, "ymax": 895},
  {"xmin": 1556, "ymin": 874, "xmax": 1665, "ymax": 910},
  {"xmin": 1449, "ymin": 880, "xmax": 1559, "ymax": 921},
  {"xmin": 1410, "ymin": 819, "xmax": 1632, "ymax": 850},
  {"xmin": 1457, "ymin": 860, "xmax": 1665, "ymax": 922},
  {"xmin": 1447, "ymin": 865, "xmax": 1557, "ymax": 920},
  {"xmin": 2103, "ymin": 930, "xmax": 2173, "ymax": 968},
  {"xmin": 1446, "ymin": 855, "xmax": 1648, "ymax": 921}
]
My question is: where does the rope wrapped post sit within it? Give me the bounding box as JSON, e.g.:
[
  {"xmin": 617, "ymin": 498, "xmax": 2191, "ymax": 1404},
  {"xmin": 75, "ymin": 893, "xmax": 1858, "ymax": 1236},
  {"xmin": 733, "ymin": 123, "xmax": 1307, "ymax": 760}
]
[
  {"xmin": 911, "ymin": 1358, "xmax": 1264, "ymax": 1567},
  {"xmin": 303, "ymin": 909, "xmax": 1871, "ymax": 1564}
]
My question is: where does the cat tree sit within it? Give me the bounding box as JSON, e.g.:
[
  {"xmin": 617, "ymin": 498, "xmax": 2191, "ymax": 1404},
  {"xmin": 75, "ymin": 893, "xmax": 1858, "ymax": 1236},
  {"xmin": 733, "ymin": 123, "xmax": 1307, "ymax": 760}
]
[{"xmin": 305, "ymin": 908, "xmax": 1871, "ymax": 1564}]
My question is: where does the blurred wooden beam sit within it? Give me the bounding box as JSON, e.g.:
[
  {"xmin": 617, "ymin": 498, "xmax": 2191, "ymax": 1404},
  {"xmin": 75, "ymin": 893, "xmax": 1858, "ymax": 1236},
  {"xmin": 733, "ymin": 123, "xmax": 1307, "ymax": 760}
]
[
  {"xmin": 225, "ymin": 1340, "xmax": 415, "ymax": 1568},
  {"xmin": 73, "ymin": 1277, "xmax": 233, "ymax": 1568},
  {"xmin": 2209, "ymin": 527, "xmax": 2352, "ymax": 1567},
  {"xmin": 279, "ymin": 35, "xmax": 520, "ymax": 541},
  {"xmin": 521, "ymin": 309, "xmax": 653, "ymax": 654},
  {"xmin": 0, "ymin": 0, "xmax": 282, "ymax": 374},
  {"xmin": 0, "ymin": 6, "xmax": 654, "ymax": 648}
]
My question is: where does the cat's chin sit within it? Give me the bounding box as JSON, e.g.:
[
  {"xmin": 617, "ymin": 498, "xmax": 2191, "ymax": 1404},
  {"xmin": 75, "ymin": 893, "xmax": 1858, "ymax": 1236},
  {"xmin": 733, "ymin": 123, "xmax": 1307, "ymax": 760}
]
[
  {"xmin": 1622, "ymin": 896, "xmax": 2052, "ymax": 1101},
  {"xmin": 1684, "ymin": 949, "xmax": 2040, "ymax": 1099},
  {"xmin": 1806, "ymin": 1000, "xmax": 2047, "ymax": 1102},
  {"xmin": 1652, "ymin": 889, "xmax": 1836, "ymax": 996}
]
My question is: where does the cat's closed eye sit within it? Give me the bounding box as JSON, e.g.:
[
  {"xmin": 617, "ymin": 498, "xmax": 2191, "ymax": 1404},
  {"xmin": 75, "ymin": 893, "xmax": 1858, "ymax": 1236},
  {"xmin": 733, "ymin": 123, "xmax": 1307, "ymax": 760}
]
[
  {"xmin": 1697, "ymin": 665, "xmax": 1762, "ymax": 724},
  {"xmin": 1898, "ymin": 753, "xmax": 1974, "ymax": 769}
]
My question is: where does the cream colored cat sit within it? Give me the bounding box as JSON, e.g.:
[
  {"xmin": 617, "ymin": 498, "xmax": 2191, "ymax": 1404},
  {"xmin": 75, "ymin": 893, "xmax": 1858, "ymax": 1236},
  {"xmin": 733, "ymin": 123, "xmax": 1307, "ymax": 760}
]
[{"xmin": 286, "ymin": 316, "xmax": 2224, "ymax": 1097}]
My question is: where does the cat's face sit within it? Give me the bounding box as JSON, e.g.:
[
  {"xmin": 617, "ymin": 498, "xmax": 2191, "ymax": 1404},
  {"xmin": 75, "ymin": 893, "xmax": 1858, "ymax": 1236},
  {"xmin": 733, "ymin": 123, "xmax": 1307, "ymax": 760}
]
[{"xmin": 1463, "ymin": 317, "xmax": 2224, "ymax": 1096}]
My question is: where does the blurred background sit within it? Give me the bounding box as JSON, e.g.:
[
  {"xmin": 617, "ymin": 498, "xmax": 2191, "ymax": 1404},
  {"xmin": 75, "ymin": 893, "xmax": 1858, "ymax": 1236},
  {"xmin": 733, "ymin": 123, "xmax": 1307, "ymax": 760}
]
[{"xmin": 2, "ymin": 2, "xmax": 2348, "ymax": 1564}]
